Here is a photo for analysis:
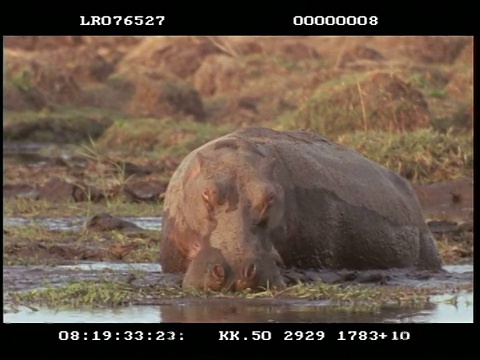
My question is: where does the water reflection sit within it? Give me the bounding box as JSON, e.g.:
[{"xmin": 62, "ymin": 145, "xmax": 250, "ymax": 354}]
[
  {"xmin": 57, "ymin": 262, "xmax": 161, "ymax": 272},
  {"xmin": 162, "ymin": 296, "xmax": 473, "ymax": 323},
  {"xmin": 4, "ymin": 292, "xmax": 473, "ymax": 323},
  {"xmin": 4, "ymin": 306, "xmax": 160, "ymax": 323}
]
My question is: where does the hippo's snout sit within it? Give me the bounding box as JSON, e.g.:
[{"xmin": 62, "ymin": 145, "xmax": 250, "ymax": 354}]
[{"xmin": 234, "ymin": 260, "xmax": 286, "ymax": 291}]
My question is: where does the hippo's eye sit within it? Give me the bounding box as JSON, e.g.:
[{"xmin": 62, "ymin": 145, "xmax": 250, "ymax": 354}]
[
  {"xmin": 263, "ymin": 191, "xmax": 275, "ymax": 211},
  {"xmin": 267, "ymin": 192, "xmax": 275, "ymax": 204},
  {"xmin": 202, "ymin": 189, "xmax": 213, "ymax": 210},
  {"xmin": 252, "ymin": 191, "xmax": 276, "ymax": 226}
]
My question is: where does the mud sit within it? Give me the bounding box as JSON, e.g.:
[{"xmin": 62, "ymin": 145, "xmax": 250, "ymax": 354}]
[
  {"xmin": 2, "ymin": 263, "xmax": 176, "ymax": 294},
  {"xmin": 3, "ymin": 141, "xmax": 169, "ymax": 203},
  {"xmin": 3, "ymin": 261, "xmax": 472, "ymax": 298},
  {"xmin": 412, "ymin": 180, "xmax": 473, "ymax": 221},
  {"xmin": 86, "ymin": 213, "xmax": 142, "ymax": 232}
]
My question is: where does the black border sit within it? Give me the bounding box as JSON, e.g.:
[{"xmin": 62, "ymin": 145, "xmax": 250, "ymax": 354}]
[
  {"xmin": 1, "ymin": 4, "xmax": 475, "ymax": 35},
  {"xmin": 2, "ymin": 1, "xmax": 476, "ymax": 356},
  {"xmin": 1, "ymin": 323, "xmax": 476, "ymax": 353}
]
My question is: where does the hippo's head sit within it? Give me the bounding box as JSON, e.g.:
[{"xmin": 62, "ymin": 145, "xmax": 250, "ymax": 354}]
[{"xmin": 180, "ymin": 139, "xmax": 287, "ymax": 291}]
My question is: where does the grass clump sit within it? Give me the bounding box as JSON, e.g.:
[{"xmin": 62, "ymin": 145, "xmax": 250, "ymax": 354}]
[
  {"xmin": 336, "ymin": 128, "xmax": 473, "ymax": 184},
  {"xmin": 4, "ymin": 107, "xmax": 114, "ymax": 143},
  {"xmin": 98, "ymin": 117, "xmax": 235, "ymax": 158},
  {"xmin": 278, "ymin": 71, "xmax": 430, "ymax": 136},
  {"xmin": 11, "ymin": 281, "xmax": 137, "ymax": 308},
  {"xmin": 6, "ymin": 277, "xmax": 472, "ymax": 312},
  {"xmin": 3, "ymin": 196, "xmax": 162, "ymax": 218}
]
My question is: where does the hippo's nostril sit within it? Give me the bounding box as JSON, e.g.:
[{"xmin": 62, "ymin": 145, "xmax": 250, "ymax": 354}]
[
  {"xmin": 233, "ymin": 263, "xmax": 258, "ymax": 291},
  {"xmin": 243, "ymin": 263, "xmax": 257, "ymax": 280}
]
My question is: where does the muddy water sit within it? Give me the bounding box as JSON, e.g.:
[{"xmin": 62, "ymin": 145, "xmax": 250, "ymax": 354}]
[
  {"xmin": 3, "ymin": 216, "xmax": 474, "ymax": 323},
  {"xmin": 3, "ymin": 142, "xmax": 55, "ymax": 163},
  {"xmin": 3, "ymin": 261, "xmax": 473, "ymax": 323},
  {"xmin": 4, "ymin": 216, "xmax": 161, "ymax": 231}
]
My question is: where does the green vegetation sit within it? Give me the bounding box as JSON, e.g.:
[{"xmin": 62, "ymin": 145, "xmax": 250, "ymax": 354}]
[
  {"xmin": 3, "ymin": 196, "xmax": 162, "ymax": 218},
  {"xmin": 7, "ymin": 277, "xmax": 473, "ymax": 311},
  {"xmin": 277, "ymin": 71, "xmax": 434, "ymax": 136},
  {"xmin": 276, "ymin": 72, "xmax": 369, "ymax": 135},
  {"xmin": 429, "ymin": 103, "xmax": 472, "ymax": 134},
  {"xmin": 336, "ymin": 129, "xmax": 473, "ymax": 184},
  {"xmin": 4, "ymin": 107, "xmax": 114, "ymax": 143},
  {"xmin": 10, "ymin": 281, "xmax": 139, "ymax": 308},
  {"xmin": 10, "ymin": 68, "xmax": 34, "ymax": 91},
  {"xmin": 99, "ymin": 116, "xmax": 235, "ymax": 157}
]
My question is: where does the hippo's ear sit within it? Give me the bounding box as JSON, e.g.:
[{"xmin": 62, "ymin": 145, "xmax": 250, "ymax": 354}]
[
  {"xmin": 213, "ymin": 139, "xmax": 240, "ymax": 151},
  {"xmin": 183, "ymin": 153, "xmax": 209, "ymax": 186}
]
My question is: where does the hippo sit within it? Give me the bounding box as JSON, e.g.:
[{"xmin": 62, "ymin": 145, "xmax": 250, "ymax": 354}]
[{"xmin": 159, "ymin": 127, "xmax": 442, "ymax": 291}]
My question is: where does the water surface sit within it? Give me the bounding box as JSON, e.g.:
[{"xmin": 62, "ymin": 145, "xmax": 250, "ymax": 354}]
[{"xmin": 4, "ymin": 292, "xmax": 473, "ymax": 323}]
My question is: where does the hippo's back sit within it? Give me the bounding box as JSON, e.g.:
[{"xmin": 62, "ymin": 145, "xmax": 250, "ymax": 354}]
[
  {"xmin": 231, "ymin": 127, "xmax": 422, "ymax": 226},
  {"xmin": 230, "ymin": 128, "xmax": 441, "ymax": 270}
]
